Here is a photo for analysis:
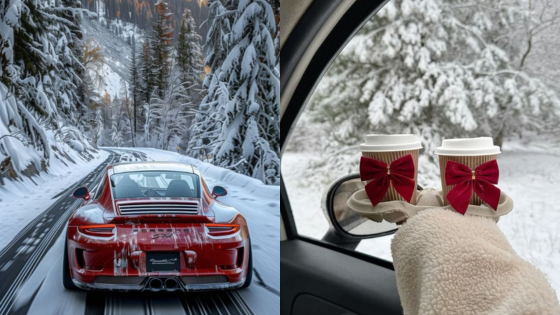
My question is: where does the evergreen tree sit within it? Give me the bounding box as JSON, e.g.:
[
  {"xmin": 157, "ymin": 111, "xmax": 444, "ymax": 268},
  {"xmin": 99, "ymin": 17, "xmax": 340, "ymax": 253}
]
[
  {"xmin": 0, "ymin": 0, "xmax": 94, "ymax": 172},
  {"xmin": 138, "ymin": 39, "xmax": 154, "ymax": 104},
  {"xmin": 137, "ymin": 38, "xmax": 153, "ymax": 144},
  {"xmin": 173, "ymin": 8, "xmax": 204, "ymax": 148},
  {"xmin": 149, "ymin": 0, "xmax": 174, "ymax": 99},
  {"xmin": 176, "ymin": 8, "xmax": 203, "ymax": 98},
  {"xmin": 129, "ymin": 35, "xmax": 141, "ymax": 135},
  {"xmin": 117, "ymin": 78, "xmax": 134, "ymax": 147},
  {"xmin": 187, "ymin": 0, "xmax": 235, "ymax": 159},
  {"xmin": 55, "ymin": 0, "xmax": 88, "ymax": 127},
  {"xmin": 203, "ymin": 0, "xmax": 280, "ymax": 183},
  {"xmin": 137, "ymin": 0, "xmax": 176, "ymax": 147}
]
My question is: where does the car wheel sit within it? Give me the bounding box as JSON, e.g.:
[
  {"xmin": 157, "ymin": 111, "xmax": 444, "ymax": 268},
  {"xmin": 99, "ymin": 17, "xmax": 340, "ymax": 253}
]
[
  {"xmin": 240, "ymin": 246, "xmax": 253, "ymax": 289},
  {"xmin": 63, "ymin": 238, "xmax": 79, "ymax": 290}
]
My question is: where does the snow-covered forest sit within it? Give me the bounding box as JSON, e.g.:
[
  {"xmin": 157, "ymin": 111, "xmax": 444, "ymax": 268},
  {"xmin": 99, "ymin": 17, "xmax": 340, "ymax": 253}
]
[
  {"xmin": 287, "ymin": 0, "xmax": 560, "ymax": 185},
  {"xmin": 0, "ymin": 0, "xmax": 280, "ymax": 185}
]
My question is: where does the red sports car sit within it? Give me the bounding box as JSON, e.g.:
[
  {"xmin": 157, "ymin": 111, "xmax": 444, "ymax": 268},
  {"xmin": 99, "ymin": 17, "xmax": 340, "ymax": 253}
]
[{"xmin": 63, "ymin": 162, "xmax": 252, "ymax": 292}]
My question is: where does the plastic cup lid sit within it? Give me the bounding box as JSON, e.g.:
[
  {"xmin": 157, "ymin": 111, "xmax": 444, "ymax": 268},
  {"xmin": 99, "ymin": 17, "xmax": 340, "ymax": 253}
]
[
  {"xmin": 435, "ymin": 137, "xmax": 501, "ymax": 156},
  {"xmin": 360, "ymin": 134, "xmax": 423, "ymax": 152}
]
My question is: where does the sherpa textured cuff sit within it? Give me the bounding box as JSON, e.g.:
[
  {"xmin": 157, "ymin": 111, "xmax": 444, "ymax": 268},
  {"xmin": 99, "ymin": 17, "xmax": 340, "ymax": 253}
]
[{"xmin": 391, "ymin": 208, "xmax": 560, "ymax": 315}]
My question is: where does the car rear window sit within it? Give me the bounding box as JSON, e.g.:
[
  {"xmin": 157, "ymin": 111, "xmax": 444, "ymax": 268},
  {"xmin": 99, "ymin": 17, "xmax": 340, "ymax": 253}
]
[{"xmin": 110, "ymin": 171, "xmax": 200, "ymax": 199}]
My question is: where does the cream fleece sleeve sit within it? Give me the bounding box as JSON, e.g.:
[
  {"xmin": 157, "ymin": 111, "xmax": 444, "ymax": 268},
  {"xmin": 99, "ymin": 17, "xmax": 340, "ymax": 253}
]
[{"xmin": 391, "ymin": 208, "xmax": 560, "ymax": 315}]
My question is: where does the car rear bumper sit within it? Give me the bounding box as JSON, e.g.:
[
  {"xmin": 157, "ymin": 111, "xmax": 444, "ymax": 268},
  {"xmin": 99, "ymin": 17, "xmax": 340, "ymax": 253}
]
[
  {"xmin": 66, "ymin": 223, "xmax": 250, "ymax": 291},
  {"xmin": 73, "ymin": 276, "xmax": 245, "ymax": 292}
]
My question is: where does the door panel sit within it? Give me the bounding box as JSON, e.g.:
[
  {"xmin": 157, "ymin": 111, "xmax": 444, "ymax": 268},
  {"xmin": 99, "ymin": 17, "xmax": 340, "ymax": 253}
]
[
  {"xmin": 293, "ymin": 294, "xmax": 358, "ymax": 315},
  {"xmin": 281, "ymin": 240, "xmax": 402, "ymax": 315}
]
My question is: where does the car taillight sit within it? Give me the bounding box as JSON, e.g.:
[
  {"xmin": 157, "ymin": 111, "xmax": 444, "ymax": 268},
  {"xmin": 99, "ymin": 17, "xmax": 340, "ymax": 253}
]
[
  {"xmin": 78, "ymin": 224, "xmax": 116, "ymax": 237},
  {"xmin": 206, "ymin": 224, "xmax": 240, "ymax": 236}
]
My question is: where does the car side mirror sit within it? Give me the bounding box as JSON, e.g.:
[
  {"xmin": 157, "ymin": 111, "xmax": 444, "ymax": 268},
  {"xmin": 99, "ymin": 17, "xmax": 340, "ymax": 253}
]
[
  {"xmin": 321, "ymin": 174, "xmax": 399, "ymax": 250},
  {"xmin": 212, "ymin": 186, "xmax": 227, "ymax": 198},
  {"xmin": 73, "ymin": 187, "xmax": 90, "ymax": 201}
]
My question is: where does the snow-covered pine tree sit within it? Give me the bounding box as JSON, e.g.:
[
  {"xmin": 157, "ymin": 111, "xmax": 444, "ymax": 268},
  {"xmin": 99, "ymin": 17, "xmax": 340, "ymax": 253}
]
[
  {"xmin": 136, "ymin": 38, "xmax": 153, "ymax": 144},
  {"xmin": 91, "ymin": 106, "xmax": 103, "ymax": 147},
  {"xmin": 0, "ymin": 0, "xmax": 53, "ymax": 171},
  {"xmin": 210, "ymin": 0, "xmax": 280, "ymax": 183},
  {"xmin": 138, "ymin": 39, "xmax": 154, "ymax": 105},
  {"xmin": 99, "ymin": 90, "xmax": 112, "ymax": 145},
  {"xmin": 137, "ymin": 0, "xmax": 174, "ymax": 147},
  {"xmin": 176, "ymin": 8, "xmax": 203, "ymax": 95},
  {"xmin": 143, "ymin": 95, "xmax": 165, "ymax": 147},
  {"xmin": 187, "ymin": 0, "xmax": 235, "ymax": 158},
  {"xmin": 54, "ymin": 0, "xmax": 88, "ymax": 127},
  {"xmin": 0, "ymin": 0, "xmax": 95, "ymax": 175},
  {"xmin": 149, "ymin": 0, "xmax": 174, "ymax": 99},
  {"xmin": 119, "ymin": 78, "xmax": 135, "ymax": 147},
  {"xmin": 173, "ymin": 8, "xmax": 204, "ymax": 149},
  {"xmin": 159, "ymin": 65, "xmax": 194, "ymax": 151},
  {"xmin": 129, "ymin": 35, "xmax": 141, "ymax": 135},
  {"xmin": 310, "ymin": 0, "xmax": 560, "ymax": 168},
  {"xmin": 111, "ymin": 106, "xmax": 126, "ymax": 147}
]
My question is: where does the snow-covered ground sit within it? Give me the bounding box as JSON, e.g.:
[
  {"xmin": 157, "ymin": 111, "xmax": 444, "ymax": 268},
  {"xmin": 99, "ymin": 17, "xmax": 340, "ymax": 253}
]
[
  {"xmin": 0, "ymin": 149, "xmax": 109, "ymax": 251},
  {"xmin": 282, "ymin": 139, "xmax": 560, "ymax": 300}
]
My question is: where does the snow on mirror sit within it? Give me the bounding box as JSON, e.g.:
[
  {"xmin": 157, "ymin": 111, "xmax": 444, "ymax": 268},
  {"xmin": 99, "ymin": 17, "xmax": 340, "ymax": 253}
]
[{"xmin": 323, "ymin": 175, "xmax": 398, "ymax": 237}]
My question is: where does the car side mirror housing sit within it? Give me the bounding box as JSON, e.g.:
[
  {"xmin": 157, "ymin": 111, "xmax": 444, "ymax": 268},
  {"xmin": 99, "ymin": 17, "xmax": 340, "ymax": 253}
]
[
  {"xmin": 212, "ymin": 186, "xmax": 227, "ymax": 198},
  {"xmin": 321, "ymin": 174, "xmax": 399, "ymax": 250},
  {"xmin": 73, "ymin": 187, "xmax": 91, "ymax": 201}
]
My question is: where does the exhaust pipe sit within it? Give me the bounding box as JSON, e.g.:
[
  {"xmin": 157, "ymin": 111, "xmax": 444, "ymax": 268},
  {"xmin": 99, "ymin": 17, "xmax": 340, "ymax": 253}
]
[
  {"xmin": 164, "ymin": 278, "xmax": 179, "ymax": 292},
  {"xmin": 149, "ymin": 278, "xmax": 163, "ymax": 292}
]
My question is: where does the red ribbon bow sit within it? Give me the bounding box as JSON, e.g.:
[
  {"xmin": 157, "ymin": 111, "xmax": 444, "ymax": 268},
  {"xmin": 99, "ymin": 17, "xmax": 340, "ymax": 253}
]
[
  {"xmin": 445, "ymin": 160, "xmax": 501, "ymax": 215},
  {"xmin": 360, "ymin": 154, "xmax": 416, "ymax": 206}
]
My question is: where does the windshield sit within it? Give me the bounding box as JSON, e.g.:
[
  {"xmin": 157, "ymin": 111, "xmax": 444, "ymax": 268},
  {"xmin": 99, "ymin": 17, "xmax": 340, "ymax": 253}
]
[{"xmin": 110, "ymin": 171, "xmax": 200, "ymax": 199}]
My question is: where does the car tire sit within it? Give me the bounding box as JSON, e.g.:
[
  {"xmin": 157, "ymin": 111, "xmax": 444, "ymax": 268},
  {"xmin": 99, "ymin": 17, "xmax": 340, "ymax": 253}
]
[
  {"xmin": 240, "ymin": 246, "xmax": 253, "ymax": 289},
  {"xmin": 63, "ymin": 238, "xmax": 79, "ymax": 290}
]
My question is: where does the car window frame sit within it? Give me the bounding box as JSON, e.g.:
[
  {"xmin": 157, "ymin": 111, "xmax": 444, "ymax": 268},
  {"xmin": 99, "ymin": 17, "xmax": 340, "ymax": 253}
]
[{"xmin": 281, "ymin": 0, "xmax": 395, "ymax": 268}]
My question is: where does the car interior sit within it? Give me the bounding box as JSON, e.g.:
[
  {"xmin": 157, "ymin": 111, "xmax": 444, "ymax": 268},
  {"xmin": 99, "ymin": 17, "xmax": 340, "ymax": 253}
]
[{"xmin": 281, "ymin": 0, "xmax": 404, "ymax": 314}]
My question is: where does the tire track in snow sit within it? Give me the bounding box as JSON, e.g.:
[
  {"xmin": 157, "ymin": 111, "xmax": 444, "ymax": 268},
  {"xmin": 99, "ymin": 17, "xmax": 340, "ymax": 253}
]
[{"xmin": 0, "ymin": 151, "xmax": 120, "ymax": 314}]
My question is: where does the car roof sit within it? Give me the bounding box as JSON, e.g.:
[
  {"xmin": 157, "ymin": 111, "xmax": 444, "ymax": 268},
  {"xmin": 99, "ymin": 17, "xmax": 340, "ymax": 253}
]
[{"xmin": 109, "ymin": 162, "xmax": 200, "ymax": 176}]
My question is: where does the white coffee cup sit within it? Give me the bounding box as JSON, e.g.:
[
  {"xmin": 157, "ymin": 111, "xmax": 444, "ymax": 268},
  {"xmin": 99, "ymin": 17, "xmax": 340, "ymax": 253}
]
[
  {"xmin": 436, "ymin": 137, "xmax": 501, "ymax": 206},
  {"xmin": 360, "ymin": 134, "xmax": 422, "ymax": 204}
]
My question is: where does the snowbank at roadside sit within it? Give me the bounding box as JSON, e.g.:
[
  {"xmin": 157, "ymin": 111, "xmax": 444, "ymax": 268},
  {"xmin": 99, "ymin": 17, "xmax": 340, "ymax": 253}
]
[{"xmin": 0, "ymin": 148, "xmax": 109, "ymax": 251}]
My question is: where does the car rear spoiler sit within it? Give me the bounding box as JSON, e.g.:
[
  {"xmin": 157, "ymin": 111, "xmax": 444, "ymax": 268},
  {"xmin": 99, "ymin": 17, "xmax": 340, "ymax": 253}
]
[{"xmin": 107, "ymin": 215, "xmax": 214, "ymax": 224}]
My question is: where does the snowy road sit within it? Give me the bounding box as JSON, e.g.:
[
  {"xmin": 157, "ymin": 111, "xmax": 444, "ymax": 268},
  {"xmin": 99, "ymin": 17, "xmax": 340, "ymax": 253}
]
[{"xmin": 0, "ymin": 148, "xmax": 279, "ymax": 315}]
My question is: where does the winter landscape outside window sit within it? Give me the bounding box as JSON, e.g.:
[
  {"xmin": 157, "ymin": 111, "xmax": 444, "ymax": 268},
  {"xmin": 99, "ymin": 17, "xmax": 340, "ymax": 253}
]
[{"xmin": 282, "ymin": 0, "xmax": 560, "ymax": 300}]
